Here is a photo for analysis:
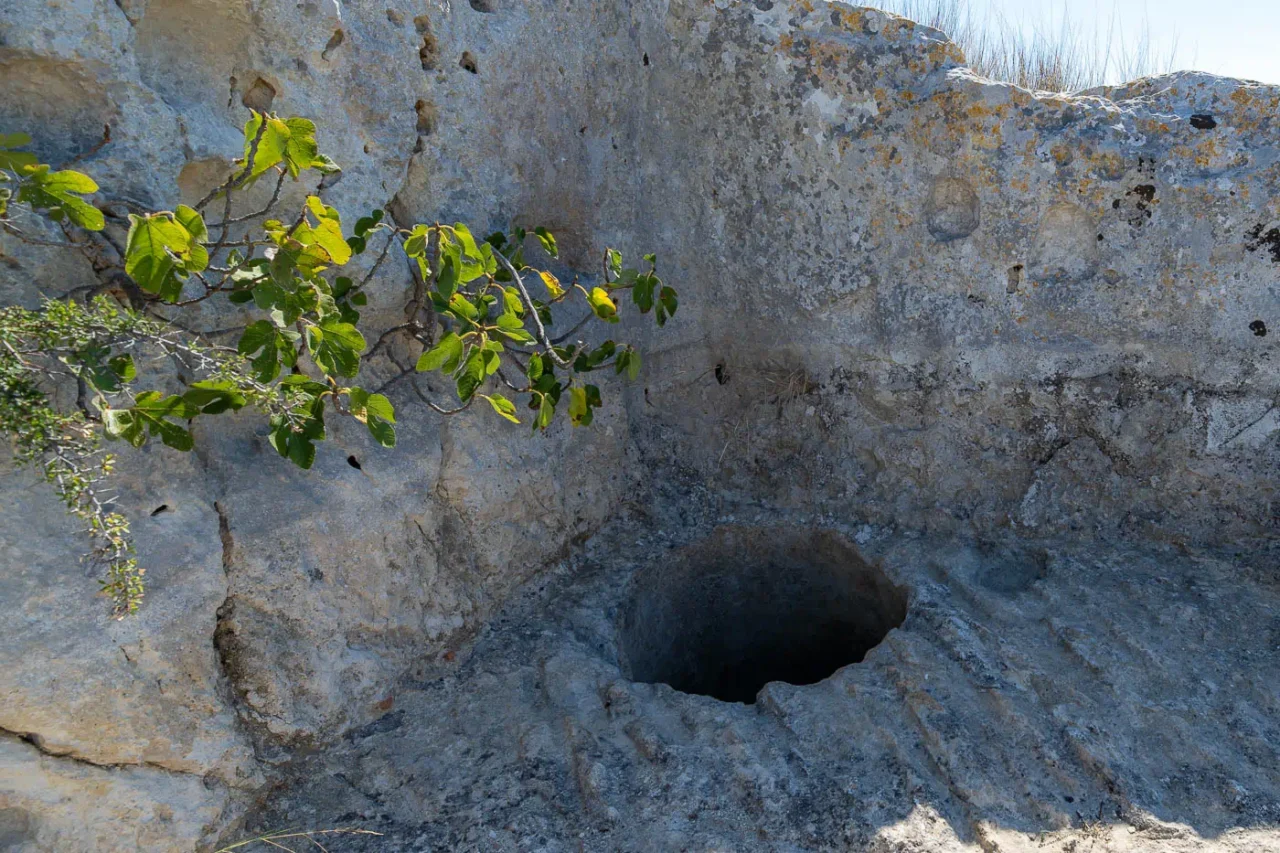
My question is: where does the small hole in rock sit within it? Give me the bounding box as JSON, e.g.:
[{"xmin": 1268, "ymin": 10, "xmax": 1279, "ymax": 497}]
[
  {"xmin": 468, "ymin": 0, "xmax": 494, "ymax": 10},
  {"xmin": 386, "ymin": 9, "xmax": 404, "ymax": 26},
  {"xmin": 1190, "ymin": 113, "xmax": 1217, "ymax": 130},
  {"xmin": 419, "ymin": 36, "xmax": 438, "ymax": 70},
  {"xmin": 347, "ymin": 455, "xmax": 362, "ymax": 470},
  {"xmin": 241, "ymin": 77, "xmax": 276, "ymax": 112},
  {"xmin": 619, "ymin": 527, "xmax": 908, "ymax": 704},
  {"xmin": 321, "ymin": 28, "xmax": 344, "ymax": 60},
  {"xmin": 415, "ymin": 99, "xmax": 437, "ymax": 135},
  {"xmin": 1006, "ymin": 263, "xmax": 1024, "ymax": 293},
  {"xmin": 643, "ymin": 53, "xmax": 650, "ymax": 66},
  {"xmin": 714, "ymin": 361, "xmax": 730, "ymax": 385},
  {"xmin": 459, "ymin": 51, "xmax": 478, "ymax": 74},
  {"xmin": 150, "ymin": 504, "xmax": 171, "ymax": 517},
  {"xmin": 1250, "ymin": 320, "xmax": 1268, "ymax": 337},
  {"xmin": 414, "ymin": 16, "xmax": 438, "ymax": 70}
]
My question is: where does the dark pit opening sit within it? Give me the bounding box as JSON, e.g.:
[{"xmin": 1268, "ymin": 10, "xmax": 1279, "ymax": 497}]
[{"xmin": 618, "ymin": 527, "xmax": 908, "ymax": 704}]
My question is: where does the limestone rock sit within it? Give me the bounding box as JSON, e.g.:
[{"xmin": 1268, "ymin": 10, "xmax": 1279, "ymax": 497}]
[{"xmin": 0, "ymin": 0, "xmax": 1278, "ymax": 849}]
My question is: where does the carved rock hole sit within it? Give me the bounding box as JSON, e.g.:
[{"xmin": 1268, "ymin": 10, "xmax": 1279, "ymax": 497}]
[
  {"xmin": 241, "ymin": 77, "xmax": 276, "ymax": 112},
  {"xmin": 414, "ymin": 16, "xmax": 438, "ymax": 70},
  {"xmin": 459, "ymin": 51, "xmax": 479, "ymax": 74},
  {"xmin": 321, "ymin": 29, "xmax": 344, "ymax": 61},
  {"xmin": 618, "ymin": 528, "xmax": 908, "ymax": 704}
]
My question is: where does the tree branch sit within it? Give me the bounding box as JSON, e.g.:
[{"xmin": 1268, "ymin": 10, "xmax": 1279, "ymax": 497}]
[{"xmin": 492, "ymin": 250, "xmax": 572, "ymax": 367}]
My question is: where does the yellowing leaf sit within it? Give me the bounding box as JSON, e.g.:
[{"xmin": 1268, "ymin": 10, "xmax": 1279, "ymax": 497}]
[
  {"xmin": 538, "ymin": 270, "xmax": 564, "ymax": 300},
  {"xmin": 587, "ymin": 287, "xmax": 618, "ymax": 322},
  {"xmin": 480, "ymin": 394, "xmax": 521, "ymax": 424}
]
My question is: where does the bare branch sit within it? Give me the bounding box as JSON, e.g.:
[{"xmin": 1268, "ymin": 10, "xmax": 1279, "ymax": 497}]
[
  {"xmin": 358, "ymin": 229, "xmax": 397, "ymax": 291},
  {"xmin": 492, "ymin": 250, "xmax": 572, "ymax": 367},
  {"xmin": 549, "ymin": 311, "xmax": 593, "ymax": 345},
  {"xmin": 194, "ymin": 115, "xmax": 270, "ymax": 211},
  {"xmin": 207, "ymin": 168, "xmax": 287, "ymax": 229}
]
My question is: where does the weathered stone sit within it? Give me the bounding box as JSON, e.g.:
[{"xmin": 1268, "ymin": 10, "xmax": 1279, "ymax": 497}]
[
  {"xmin": 1, "ymin": 0, "xmax": 1279, "ymax": 849},
  {"xmin": 925, "ymin": 176, "xmax": 981, "ymax": 241},
  {"xmin": 1031, "ymin": 202, "xmax": 1100, "ymax": 283}
]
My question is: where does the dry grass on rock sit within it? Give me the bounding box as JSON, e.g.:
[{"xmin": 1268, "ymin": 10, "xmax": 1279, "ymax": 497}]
[{"xmin": 875, "ymin": 0, "xmax": 1184, "ymax": 92}]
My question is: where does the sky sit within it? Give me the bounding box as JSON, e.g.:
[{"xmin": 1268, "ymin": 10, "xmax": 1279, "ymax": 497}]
[{"xmin": 961, "ymin": 0, "xmax": 1280, "ymax": 85}]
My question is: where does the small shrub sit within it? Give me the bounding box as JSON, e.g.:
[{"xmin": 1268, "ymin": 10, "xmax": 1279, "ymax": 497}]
[{"xmin": 0, "ymin": 116, "xmax": 676, "ymax": 616}]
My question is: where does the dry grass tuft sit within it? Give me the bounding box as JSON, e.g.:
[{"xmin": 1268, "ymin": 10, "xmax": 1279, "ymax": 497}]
[
  {"xmin": 214, "ymin": 827, "xmax": 383, "ymax": 852},
  {"xmin": 759, "ymin": 364, "xmax": 819, "ymax": 409},
  {"xmin": 874, "ymin": 0, "xmax": 1184, "ymax": 92}
]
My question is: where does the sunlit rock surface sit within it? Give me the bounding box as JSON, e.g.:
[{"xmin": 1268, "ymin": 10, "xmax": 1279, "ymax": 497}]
[{"xmin": 1, "ymin": 0, "xmax": 1277, "ymax": 849}]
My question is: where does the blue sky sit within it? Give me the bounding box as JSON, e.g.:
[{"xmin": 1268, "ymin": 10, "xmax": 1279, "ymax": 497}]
[{"xmin": 962, "ymin": 0, "xmax": 1280, "ymax": 85}]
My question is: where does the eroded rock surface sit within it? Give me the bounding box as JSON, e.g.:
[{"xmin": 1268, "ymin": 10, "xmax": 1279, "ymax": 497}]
[
  {"xmin": 0, "ymin": 0, "xmax": 1277, "ymax": 849},
  {"xmin": 259, "ymin": 511, "xmax": 1280, "ymax": 851}
]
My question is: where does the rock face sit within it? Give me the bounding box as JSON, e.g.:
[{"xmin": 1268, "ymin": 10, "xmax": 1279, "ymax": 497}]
[{"xmin": 1, "ymin": 1, "xmax": 1278, "ymax": 850}]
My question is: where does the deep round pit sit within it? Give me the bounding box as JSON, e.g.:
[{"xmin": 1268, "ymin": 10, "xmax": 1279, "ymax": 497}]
[{"xmin": 618, "ymin": 527, "xmax": 908, "ymax": 704}]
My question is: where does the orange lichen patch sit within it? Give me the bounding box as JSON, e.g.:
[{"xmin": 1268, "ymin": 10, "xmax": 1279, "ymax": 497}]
[
  {"xmin": 834, "ymin": 7, "xmax": 863, "ymax": 31},
  {"xmin": 971, "ymin": 127, "xmax": 1004, "ymax": 151},
  {"xmin": 964, "ymin": 101, "xmax": 1011, "ymax": 121},
  {"xmin": 927, "ymin": 41, "xmax": 961, "ymax": 67},
  {"xmin": 1231, "ymin": 88, "xmax": 1254, "ymax": 108},
  {"xmin": 875, "ymin": 146, "xmax": 903, "ymax": 167},
  {"xmin": 1086, "ymin": 151, "xmax": 1127, "ymax": 181}
]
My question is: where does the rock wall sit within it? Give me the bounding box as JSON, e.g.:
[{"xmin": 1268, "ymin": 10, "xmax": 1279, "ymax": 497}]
[{"xmin": 0, "ymin": 0, "xmax": 1276, "ymax": 849}]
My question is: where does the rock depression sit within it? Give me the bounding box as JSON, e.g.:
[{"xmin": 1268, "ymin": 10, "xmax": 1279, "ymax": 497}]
[{"xmin": 1, "ymin": 1, "xmax": 1278, "ymax": 850}]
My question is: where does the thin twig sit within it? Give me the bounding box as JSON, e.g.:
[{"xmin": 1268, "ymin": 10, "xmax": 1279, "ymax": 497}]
[
  {"xmin": 194, "ymin": 116, "xmax": 270, "ymax": 211},
  {"xmin": 496, "ymin": 366, "xmax": 530, "ymax": 393},
  {"xmin": 549, "ymin": 311, "xmax": 593, "ymax": 345},
  {"xmin": 492, "ymin": 251, "xmax": 572, "ymax": 367},
  {"xmin": 384, "ymin": 352, "xmax": 476, "ymax": 415},
  {"xmin": 366, "ymin": 323, "xmax": 417, "ymax": 360},
  {"xmin": 357, "ymin": 229, "xmax": 397, "ymax": 291},
  {"xmin": 207, "ymin": 169, "xmax": 288, "ymax": 229}
]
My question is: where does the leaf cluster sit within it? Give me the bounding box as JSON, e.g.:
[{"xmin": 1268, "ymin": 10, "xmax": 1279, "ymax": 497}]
[{"xmin": 0, "ymin": 112, "xmax": 677, "ymax": 616}]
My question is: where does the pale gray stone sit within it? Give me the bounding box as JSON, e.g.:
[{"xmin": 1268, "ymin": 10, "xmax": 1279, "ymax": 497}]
[{"xmin": 1, "ymin": 0, "xmax": 1278, "ymax": 850}]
